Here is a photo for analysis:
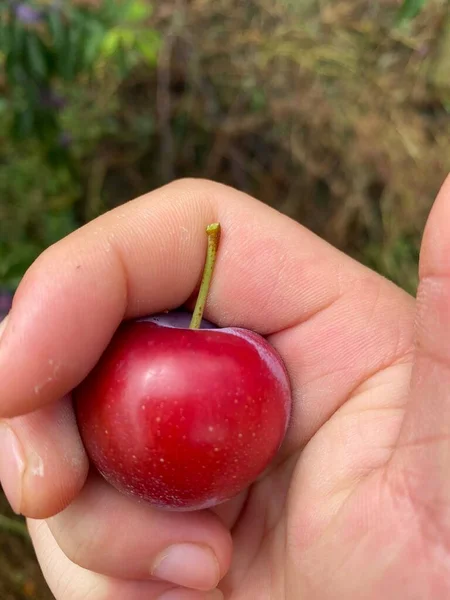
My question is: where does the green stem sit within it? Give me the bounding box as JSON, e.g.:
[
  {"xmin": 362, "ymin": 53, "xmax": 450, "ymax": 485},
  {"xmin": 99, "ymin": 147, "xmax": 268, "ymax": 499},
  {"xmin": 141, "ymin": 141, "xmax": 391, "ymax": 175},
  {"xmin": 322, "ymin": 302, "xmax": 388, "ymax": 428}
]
[
  {"xmin": 0, "ymin": 514, "xmax": 29, "ymax": 539},
  {"xmin": 190, "ymin": 223, "xmax": 221, "ymax": 329}
]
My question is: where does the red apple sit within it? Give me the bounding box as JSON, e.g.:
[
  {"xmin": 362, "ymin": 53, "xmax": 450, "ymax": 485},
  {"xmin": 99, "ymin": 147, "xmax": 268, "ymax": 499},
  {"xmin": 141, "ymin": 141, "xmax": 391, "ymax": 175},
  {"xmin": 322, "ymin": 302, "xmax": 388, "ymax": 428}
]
[{"xmin": 74, "ymin": 224, "xmax": 292, "ymax": 510}]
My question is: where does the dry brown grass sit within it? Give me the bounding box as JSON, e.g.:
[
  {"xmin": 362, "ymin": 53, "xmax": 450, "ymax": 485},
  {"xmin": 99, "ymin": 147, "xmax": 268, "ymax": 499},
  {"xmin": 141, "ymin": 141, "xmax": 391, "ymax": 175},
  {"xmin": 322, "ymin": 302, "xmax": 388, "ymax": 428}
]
[{"xmin": 119, "ymin": 0, "xmax": 448, "ymax": 293}]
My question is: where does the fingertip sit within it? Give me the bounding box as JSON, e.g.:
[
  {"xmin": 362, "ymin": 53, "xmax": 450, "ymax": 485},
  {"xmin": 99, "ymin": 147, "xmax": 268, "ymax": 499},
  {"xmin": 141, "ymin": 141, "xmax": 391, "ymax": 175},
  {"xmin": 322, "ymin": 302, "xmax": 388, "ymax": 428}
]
[
  {"xmin": 151, "ymin": 543, "xmax": 221, "ymax": 591},
  {"xmin": 418, "ymin": 172, "xmax": 450, "ymax": 279},
  {"xmin": 157, "ymin": 589, "xmax": 224, "ymax": 600}
]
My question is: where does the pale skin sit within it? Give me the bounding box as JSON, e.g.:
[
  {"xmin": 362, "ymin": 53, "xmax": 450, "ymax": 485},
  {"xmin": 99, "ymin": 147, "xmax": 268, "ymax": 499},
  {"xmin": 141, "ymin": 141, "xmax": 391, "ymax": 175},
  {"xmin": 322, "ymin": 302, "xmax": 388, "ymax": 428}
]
[{"xmin": 0, "ymin": 176, "xmax": 449, "ymax": 599}]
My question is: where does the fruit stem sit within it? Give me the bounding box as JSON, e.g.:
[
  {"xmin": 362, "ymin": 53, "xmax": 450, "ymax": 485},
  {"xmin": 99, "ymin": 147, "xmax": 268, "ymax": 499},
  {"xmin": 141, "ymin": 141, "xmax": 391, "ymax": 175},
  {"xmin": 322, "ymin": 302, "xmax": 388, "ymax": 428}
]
[{"xmin": 190, "ymin": 223, "xmax": 221, "ymax": 329}]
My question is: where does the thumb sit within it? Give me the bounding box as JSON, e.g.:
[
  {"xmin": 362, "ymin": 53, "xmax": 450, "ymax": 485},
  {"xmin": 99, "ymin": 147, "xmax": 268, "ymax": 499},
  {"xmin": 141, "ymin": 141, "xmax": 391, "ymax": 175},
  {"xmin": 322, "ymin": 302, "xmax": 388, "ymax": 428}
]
[{"xmin": 392, "ymin": 173, "xmax": 450, "ymax": 511}]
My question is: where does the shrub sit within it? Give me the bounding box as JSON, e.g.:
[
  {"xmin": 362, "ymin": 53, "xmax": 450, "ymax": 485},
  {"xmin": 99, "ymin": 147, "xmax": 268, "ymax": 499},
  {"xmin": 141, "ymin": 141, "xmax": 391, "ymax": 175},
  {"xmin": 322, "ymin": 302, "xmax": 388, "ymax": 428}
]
[{"xmin": 0, "ymin": 0, "xmax": 160, "ymax": 288}]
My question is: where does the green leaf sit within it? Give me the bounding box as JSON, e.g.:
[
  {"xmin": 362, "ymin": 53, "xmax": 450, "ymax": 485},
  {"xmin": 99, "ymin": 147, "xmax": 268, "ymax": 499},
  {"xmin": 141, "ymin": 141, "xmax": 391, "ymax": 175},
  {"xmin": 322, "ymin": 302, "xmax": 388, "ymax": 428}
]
[
  {"xmin": 124, "ymin": 0, "xmax": 153, "ymax": 23},
  {"xmin": 81, "ymin": 20, "xmax": 106, "ymax": 70},
  {"xmin": 10, "ymin": 16, "xmax": 26, "ymax": 62},
  {"xmin": 251, "ymin": 89, "xmax": 267, "ymax": 111},
  {"xmin": 59, "ymin": 26, "xmax": 81, "ymax": 80},
  {"xmin": 25, "ymin": 35, "xmax": 48, "ymax": 80},
  {"xmin": 0, "ymin": 240, "xmax": 42, "ymax": 288},
  {"xmin": 42, "ymin": 209, "xmax": 78, "ymax": 245},
  {"xmin": 102, "ymin": 27, "xmax": 136, "ymax": 58},
  {"xmin": 136, "ymin": 29, "xmax": 161, "ymax": 65},
  {"xmin": 116, "ymin": 41, "xmax": 131, "ymax": 76},
  {"xmin": 12, "ymin": 109, "xmax": 35, "ymax": 140},
  {"xmin": 0, "ymin": 11, "xmax": 11, "ymax": 53},
  {"xmin": 396, "ymin": 0, "xmax": 427, "ymax": 24},
  {"xmin": 97, "ymin": 0, "xmax": 121, "ymax": 24},
  {"xmin": 20, "ymin": 76, "xmax": 40, "ymax": 104},
  {"xmin": 101, "ymin": 29, "xmax": 122, "ymax": 56},
  {"xmin": 47, "ymin": 8, "xmax": 66, "ymax": 54},
  {"xmin": 33, "ymin": 107, "xmax": 60, "ymax": 143},
  {"xmin": 5, "ymin": 59, "xmax": 26, "ymax": 87}
]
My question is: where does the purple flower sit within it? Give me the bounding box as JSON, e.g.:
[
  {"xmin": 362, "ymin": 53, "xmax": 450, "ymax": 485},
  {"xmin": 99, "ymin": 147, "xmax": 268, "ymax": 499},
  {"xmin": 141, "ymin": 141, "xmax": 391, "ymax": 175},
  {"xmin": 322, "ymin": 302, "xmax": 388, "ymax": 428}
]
[
  {"xmin": 59, "ymin": 132, "xmax": 72, "ymax": 148},
  {"xmin": 39, "ymin": 88, "xmax": 66, "ymax": 110},
  {"xmin": 417, "ymin": 44, "xmax": 430, "ymax": 57},
  {"xmin": 15, "ymin": 3, "xmax": 42, "ymax": 24},
  {"xmin": 0, "ymin": 289, "xmax": 13, "ymax": 321}
]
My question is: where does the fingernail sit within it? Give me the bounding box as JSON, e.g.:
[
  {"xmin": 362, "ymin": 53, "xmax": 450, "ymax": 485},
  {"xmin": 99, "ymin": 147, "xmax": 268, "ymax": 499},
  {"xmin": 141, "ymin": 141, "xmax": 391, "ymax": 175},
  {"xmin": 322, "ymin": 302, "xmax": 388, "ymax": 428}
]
[
  {"xmin": 0, "ymin": 423, "xmax": 25, "ymax": 514},
  {"xmin": 0, "ymin": 314, "xmax": 9, "ymax": 340},
  {"xmin": 158, "ymin": 589, "xmax": 224, "ymax": 600},
  {"xmin": 152, "ymin": 544, "xmax": 220, "ymax": 591}
]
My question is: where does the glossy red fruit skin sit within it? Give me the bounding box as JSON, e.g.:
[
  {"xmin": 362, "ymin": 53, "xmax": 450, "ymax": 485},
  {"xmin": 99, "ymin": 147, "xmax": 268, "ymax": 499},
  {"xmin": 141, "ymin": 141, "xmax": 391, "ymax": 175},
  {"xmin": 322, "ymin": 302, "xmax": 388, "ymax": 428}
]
[{"xmin": 74, "ymin": 312, "xmax": 292, "ymax": 511}]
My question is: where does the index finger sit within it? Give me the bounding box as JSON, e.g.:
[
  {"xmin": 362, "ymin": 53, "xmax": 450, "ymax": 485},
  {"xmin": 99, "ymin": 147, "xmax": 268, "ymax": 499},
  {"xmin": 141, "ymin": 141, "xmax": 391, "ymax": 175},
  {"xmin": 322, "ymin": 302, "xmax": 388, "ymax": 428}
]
[{"xmin": 0, "ymin": 177, "xmax": 383, "ymax": 419}]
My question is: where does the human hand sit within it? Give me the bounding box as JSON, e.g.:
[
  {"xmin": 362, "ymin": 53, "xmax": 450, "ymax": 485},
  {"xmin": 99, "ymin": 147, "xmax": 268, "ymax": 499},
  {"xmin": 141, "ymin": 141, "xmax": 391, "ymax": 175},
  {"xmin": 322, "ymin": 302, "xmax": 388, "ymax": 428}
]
[{"xmin": 0, "ymin": 176, "xmax": 449, "ymax": 599}]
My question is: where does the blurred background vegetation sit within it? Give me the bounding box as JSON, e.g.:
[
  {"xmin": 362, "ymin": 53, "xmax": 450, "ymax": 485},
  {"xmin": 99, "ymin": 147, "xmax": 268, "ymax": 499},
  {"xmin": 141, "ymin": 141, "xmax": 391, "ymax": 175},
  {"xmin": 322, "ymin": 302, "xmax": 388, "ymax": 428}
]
[{"xmin": 0, "ymin": 0, "xmax": 449, "ymax": 597}]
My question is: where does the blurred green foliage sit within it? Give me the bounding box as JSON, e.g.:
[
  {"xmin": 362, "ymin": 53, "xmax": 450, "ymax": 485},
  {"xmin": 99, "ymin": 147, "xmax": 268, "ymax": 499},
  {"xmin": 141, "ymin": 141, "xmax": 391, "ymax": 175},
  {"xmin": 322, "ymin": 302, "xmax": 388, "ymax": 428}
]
[
  {"xmin": 0, "ymin": 0, "xmax": 160, "ymax": 288},
  {"xmin": 397, "ymin": 0, "xmax": 428, "ymax": 25}
]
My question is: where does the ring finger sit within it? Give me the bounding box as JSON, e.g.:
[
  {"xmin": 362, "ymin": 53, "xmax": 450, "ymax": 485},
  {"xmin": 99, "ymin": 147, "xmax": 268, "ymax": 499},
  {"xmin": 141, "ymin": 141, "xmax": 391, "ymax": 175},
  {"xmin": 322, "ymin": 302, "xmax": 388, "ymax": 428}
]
[{"xmin": 29, "ymin": 518, "xmax": 224, "ymax": 600}]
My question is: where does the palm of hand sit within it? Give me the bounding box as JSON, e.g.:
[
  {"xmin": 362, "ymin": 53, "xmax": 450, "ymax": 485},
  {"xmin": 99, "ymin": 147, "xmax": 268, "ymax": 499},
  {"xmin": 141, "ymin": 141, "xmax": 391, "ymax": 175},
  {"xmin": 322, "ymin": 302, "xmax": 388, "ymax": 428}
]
[{"xmin": 221, "ymin": 276, "xmax": 447, "ymax": 599}]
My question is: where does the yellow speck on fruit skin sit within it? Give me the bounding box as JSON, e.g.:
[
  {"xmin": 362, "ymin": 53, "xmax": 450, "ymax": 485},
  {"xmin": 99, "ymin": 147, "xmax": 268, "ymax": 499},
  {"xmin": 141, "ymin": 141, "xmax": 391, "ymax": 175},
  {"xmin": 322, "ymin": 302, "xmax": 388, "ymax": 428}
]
[
  {"xmin": 208, "ymin": 426, "xmax": 214, "ymax": 432},
  {"xmin": 160, "ymin": 458, "xmax": 165, "ymax": 463}
]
